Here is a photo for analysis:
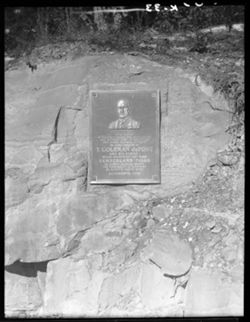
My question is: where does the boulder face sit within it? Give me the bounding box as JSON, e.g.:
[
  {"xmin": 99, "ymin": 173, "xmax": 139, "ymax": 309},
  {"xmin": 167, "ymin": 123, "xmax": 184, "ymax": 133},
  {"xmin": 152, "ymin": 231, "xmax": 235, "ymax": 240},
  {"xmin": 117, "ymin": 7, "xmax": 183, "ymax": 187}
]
[
  {"xmin": 140, "ymin": 228, "xmax": 193, "ymax": 276},
  {"xmin": 5, "ymin": 54, "xmax": 230, "ymax": 265},
  {"xmin": 5, "ymin": 54, "xmax": 232, "ymax": 317}
]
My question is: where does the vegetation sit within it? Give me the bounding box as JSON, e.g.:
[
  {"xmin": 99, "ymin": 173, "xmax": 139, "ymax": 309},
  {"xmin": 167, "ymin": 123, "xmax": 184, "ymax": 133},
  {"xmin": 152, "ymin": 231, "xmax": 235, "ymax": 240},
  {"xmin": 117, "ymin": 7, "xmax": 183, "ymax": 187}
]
[
  {"xmin": 5, "ymin": 6, "xmax": 244, "ymax": 130},
  {"xmin": 5, "ymin": 6, "xmax": 244, "ymax": 55}
]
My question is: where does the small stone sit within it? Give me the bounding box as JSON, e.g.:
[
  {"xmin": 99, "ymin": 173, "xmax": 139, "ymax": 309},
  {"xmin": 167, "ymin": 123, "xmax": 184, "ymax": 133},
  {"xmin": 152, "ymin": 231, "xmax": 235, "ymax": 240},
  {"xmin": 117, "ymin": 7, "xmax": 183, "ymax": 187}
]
[
  {"xmin": 221, "ymin": 246, "xmax": 237, "ymax": 262},
  {"xmin": 206, "ymin": 219, "xmax": 216, "ymax": 229},
  {"xmin": 129, "ymin": 64, "xmax": 143, "ymax": 75},
  {"xmin": 146, "ymin": 218, "xmax": 155, "ymax": 228},
  {"xmin": 139, "ymin": 42, "xmax": 147, "ymax": 48},
  {"xmin": 217, "ymin": 152, "xmax": 239, "ymax": 166},
  {"xmin": 211, "ymin": 225, "xmax": 222, "ymax": 233},
  {"xmin": 152, "ymin": 205, "xmax": 170, "ymax": 221},
  {"xmin": 235, "ymin": 59, "xmax": 243, "ymax": 67}
]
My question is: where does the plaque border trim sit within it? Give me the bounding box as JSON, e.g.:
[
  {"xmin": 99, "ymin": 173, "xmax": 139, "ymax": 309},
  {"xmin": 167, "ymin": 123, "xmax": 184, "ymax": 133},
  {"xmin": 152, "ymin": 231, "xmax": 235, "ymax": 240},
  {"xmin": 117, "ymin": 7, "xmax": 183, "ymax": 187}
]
[{"xmin": 89, "ymin": 89, "xmax": 161, "ymax": 185}]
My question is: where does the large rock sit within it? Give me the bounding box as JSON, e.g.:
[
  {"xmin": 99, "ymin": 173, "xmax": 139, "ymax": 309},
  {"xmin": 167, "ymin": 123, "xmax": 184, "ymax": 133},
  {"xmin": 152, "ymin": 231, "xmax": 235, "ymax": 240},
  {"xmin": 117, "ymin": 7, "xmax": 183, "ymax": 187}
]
[
  {"xmin": 6, "ymin": 54, "xmax": 230, "ymax": 200},
  {"xmin": 5, "ymin": 54, "xmax": 231, "ymax": 315},
  {"xmin": 141, "ymin": 228, "xmax": 193, "ymax": 276},
  {"xmin": 41, "ymin": 256, "xmax": 183, "ymax": 317},
  {"xmin": 5, "ymin": 55, "xmax": 230, "ymax": 262}
]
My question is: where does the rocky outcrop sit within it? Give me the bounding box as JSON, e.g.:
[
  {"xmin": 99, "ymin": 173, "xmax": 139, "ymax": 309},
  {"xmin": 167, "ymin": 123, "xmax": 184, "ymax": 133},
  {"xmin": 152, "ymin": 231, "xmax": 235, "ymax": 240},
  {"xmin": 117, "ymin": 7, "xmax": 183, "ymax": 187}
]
[
  {"xmin": 39, "ymin": 243, "xmax": 190, "ymax": 317},
  {"xmin": 5, "ymin": 54, "xmax": 239, "ymax": 317},
  {"xmin": 5, "ymin": 190, "xmax": 134, "ymax": 265}
]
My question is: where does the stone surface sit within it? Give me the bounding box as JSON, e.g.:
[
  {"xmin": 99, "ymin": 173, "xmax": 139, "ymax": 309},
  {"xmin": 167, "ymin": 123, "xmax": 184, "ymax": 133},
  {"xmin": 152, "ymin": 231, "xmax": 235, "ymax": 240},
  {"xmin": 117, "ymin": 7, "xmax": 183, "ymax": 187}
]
[
  {"xmin": 5, "ymin": 261, "xmax": 43, "ymax": 317},
  {"xmin": 98, "ymin": 263, "xmax": 141, "ymax": 314},
  {"xmin": 5, "ymin": 175, "xmax": 29, "ymax": 209},
  {"xmin": 41, "ymin": 257, "xmax": 184, "ymax": 317},
  {"xmin": 70, "ymin": 226, "xmax": 122, "ymax": 259},
  {"xmin": 5, "ymin": 53, "xmax": 233, "ymax": 316},
  {"xmin": 141, "ymin": 228, "xmax": 193, "ymax": 276},
  {"xmin": 140, "ymin": 262, "xmax": 176, "ymax": 311},
  {"xmin": 5, "ymin": 190, "xmax": 133, "ymax": 265},
  {"xmin": 42, "ymin": 257, "xmax": 106, "ymax": 317},
  {"xmin": 6, "ymin": 54, "xmax": 230, "ymax": 200},
  {"xmin": 184, "ymin": 268, "xmax": 243, "ymax": 316},
  {"xmin": 152, "ymin": 204, "xmax": 172, "ymax": 222}
]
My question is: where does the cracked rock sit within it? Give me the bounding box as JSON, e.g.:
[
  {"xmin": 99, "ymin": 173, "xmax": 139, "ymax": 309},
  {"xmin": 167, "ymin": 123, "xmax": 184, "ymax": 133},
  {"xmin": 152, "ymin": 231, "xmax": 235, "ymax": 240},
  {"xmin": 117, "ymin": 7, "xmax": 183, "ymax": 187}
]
[{"xmin": 140, "ymin": 227, "xmax": 193, "ymax": 276}]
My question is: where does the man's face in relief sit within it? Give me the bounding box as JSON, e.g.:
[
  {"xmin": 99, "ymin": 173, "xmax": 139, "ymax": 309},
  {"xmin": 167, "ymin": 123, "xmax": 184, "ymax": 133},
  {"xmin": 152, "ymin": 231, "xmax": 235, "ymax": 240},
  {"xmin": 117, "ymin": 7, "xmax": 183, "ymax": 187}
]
[{"xmin": 117, "ymin": 100, "xmax": 129, "ymax": 119}]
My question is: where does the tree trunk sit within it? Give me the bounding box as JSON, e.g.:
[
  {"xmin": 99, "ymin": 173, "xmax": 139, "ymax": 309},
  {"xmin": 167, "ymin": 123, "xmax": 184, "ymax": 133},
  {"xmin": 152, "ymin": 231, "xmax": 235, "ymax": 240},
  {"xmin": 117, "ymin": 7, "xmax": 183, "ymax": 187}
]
[
  {"xmin": 37, "ymin": 8, "xmax": 49, "ymax": 43},
  {"xmin": 93, "ymin": 7, "xmax": 108, "ymax": 31},
  {"xmin": 65, "ymin": 7, "xmax": 72, "ymax": 36}
]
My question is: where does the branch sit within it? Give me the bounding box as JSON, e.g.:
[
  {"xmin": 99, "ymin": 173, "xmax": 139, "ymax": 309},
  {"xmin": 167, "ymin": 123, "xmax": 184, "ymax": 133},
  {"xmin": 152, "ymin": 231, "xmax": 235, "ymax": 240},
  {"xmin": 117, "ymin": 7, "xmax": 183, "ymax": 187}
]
[{"xmin": 71, "ymin": 8, "xmax": 147, "ymax": 15}]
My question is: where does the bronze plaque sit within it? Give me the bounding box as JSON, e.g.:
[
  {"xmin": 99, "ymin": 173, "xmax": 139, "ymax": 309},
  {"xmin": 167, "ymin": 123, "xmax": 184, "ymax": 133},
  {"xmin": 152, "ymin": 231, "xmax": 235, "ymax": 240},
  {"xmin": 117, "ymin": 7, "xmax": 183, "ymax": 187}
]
[{"xmin": 89, "ymin": 90, "xmax": 160, "ymax": 184}]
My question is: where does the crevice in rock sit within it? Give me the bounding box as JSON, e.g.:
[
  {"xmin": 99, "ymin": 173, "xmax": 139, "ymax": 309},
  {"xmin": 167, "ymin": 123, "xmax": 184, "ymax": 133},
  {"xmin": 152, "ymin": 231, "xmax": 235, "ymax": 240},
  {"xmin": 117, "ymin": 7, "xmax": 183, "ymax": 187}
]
[
  {"xmin": 62, "ymin": 228, "xmax": 89, "ymax": 257},
  {"xmin": 163, "ymin": 269, "xmax": 191, "ymax": 279},
  {"xmin": 5, "ymin": 260, "xmax": 49, "ymax": 278},
  {"xmin": 149, "ymin": 258, "xmax": 162, "ymax": 270},
  {"xmin": 27, "ymin": 180, "xmax": 51, "ymax": 194},
  {"xmin": 47, "ymin": 104, "xmax": 83, "ymax": 163},
  {"xmin": 47, "ymin": 106, "xmax": 63, "ymax": 163}
]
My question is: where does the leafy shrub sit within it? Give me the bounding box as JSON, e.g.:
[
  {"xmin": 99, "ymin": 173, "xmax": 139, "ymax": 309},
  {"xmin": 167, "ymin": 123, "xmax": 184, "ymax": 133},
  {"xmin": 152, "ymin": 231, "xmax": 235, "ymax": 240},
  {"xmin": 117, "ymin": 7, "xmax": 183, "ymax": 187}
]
[{"xmin": 214, "ymin": 71, "xmax": 244, "ymax": 120}]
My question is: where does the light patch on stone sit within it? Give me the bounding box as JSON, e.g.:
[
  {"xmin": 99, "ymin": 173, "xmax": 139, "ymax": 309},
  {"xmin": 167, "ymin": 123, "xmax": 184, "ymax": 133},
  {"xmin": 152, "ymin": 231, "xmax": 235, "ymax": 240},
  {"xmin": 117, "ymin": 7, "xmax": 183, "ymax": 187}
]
[
  {"xmin": 140, "ymin": 262, "xmax": 176, "ymax": 310},
  {"xmin": 43, "ymin": 257, "xmax": 106, "ymax": 317},
  {"xmin": 184, "ymin": 268, "xmax": 243, "ymax": 316},
  {"xmin": 98, "ymin": 263, "xmax": 141, "ymax": 312}
]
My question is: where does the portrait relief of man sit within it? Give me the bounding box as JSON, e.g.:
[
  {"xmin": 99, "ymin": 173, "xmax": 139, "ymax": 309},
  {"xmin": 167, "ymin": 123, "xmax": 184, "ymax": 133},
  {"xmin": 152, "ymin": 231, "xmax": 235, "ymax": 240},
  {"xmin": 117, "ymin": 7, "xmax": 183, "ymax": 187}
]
[{"xmin": 108, "ymin": 99, "xmax": 140, "ymax": 129}]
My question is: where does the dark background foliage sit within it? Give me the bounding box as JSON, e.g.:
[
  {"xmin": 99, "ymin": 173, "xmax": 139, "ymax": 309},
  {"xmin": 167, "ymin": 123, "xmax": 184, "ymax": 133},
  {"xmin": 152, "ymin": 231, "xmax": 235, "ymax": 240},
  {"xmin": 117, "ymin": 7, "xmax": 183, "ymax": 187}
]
[
  {"xmin": 4, "ymin": 6, "xmax": 244, "ymax": 56},
  {"xmin": 4, "ymin": 6, "xmax": 244, "ymax": 123}
]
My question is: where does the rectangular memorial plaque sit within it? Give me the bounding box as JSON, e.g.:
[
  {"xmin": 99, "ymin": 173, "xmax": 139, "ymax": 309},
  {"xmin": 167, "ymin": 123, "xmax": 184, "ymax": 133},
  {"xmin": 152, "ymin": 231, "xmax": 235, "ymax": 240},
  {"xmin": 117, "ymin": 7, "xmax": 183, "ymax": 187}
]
[{"xmin": 89, "ymin": 90, "xmax": 160, "ymax": 184}]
